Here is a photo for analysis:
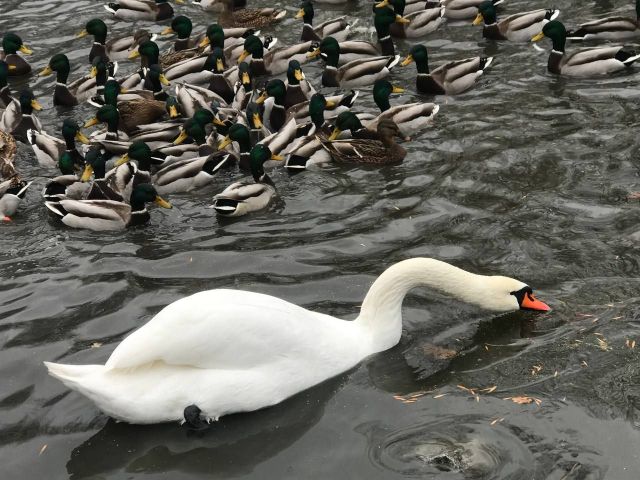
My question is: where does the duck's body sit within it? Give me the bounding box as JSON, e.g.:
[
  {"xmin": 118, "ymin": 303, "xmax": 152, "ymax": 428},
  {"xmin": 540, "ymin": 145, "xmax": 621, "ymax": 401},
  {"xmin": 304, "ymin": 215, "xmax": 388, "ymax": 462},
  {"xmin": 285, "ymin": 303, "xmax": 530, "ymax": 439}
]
[
  {"xmin": 297, "ymin": 2, "xmax": 352, "ymax": 42},
  {"xmin": 104, "ymin": 0, "xmax": 175, "ymax": 21},
  {"xmin": 44, "ymin": 258, "xmax": 549, "ymax": 424},
  {"xmin": 218, "ymin": 0, "xmax": 286, "ymax": 29},
  {"xmin": 239, "ymin": 35, "xmax": 315, "ymax": 77},
  {"xmin": 0, "ymin": 92, "xmax": 43, "ymax": 143},
  {"xmin": 442, "ymin": 0, "xmax": 504, "ymax": 20},
  {"xmin": 402, "ymin": 45, "xmax": 492, "ymax": 95},
  {"xmin": 533, "ymin": 21, "xmax": 640, "ymax": 76},
  {"xmin": 0, "ymin": 177, "xmax": 31, "ymax": 220},
  {"xmin": 379, "ymin": 0, "xmax": 444, "ymax": 39},
  {"xmin": 473, "ymin": 3, "xmax": 559, "ymax": 42},
  {"xmin": 1, "ymin": 34, "xmax": 32, "ymax": 76}
]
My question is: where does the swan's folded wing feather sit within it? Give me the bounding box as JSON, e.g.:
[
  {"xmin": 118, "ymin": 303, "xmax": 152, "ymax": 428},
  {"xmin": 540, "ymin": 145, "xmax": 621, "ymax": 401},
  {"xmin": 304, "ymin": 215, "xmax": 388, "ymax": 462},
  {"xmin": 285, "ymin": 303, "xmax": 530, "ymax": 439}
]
[{"xmin": 104, "ymin": 289, "xmax": 345, "ymax": 370}]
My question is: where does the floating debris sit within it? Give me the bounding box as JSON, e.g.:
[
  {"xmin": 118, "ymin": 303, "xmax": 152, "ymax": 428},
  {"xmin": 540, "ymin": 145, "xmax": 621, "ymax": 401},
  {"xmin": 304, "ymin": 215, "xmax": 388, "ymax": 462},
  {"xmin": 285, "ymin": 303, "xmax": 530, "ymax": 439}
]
[
  {"xmin": 91, "ymin": 342, "xmax": 102, "ymax": 348},
  {"xmin": 490, "ymin": 417, "xmax": 505, "ymax": 426},
  {"xmin": 433, "ymin": 393, "xmax": 448, "ymax": 399},
  {"xmin": 581, "ymin": 360, "xmax": 588, "ymax": 368},
  {"xmin": 39, "ymin": 444, "xmax": 47, "ymax": 456},
  {"xmin": 531, "ymin": 364, "xmax": 543, "ymax": 375},
  {"xmin": 504, "ymin": 396, "xmax": 542, "ymax": 406}
]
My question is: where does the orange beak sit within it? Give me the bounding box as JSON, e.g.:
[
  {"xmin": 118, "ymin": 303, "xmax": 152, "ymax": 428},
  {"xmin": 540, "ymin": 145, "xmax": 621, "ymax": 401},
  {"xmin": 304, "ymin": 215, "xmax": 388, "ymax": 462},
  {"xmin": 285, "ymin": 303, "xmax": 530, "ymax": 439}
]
[{"xmin": 521, "ymin": 292, "xmax": 550, "ymax": 312}]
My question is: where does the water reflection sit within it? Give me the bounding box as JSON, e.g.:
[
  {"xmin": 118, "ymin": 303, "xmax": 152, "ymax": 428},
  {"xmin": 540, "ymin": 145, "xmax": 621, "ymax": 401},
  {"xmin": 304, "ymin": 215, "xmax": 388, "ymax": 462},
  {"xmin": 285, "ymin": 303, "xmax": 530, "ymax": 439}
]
[{"xmin": 66, "ymin": 375, "xmax": 347, "ymax": 479}]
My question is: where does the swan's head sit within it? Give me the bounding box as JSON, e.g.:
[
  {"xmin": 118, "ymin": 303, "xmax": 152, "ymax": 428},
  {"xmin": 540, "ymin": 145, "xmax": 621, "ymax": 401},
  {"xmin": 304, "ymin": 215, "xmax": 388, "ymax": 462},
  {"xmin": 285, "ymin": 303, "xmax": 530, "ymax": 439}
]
[{"xmin": 484, "ymin": 276, "xmax": 550, "ymax": 312}]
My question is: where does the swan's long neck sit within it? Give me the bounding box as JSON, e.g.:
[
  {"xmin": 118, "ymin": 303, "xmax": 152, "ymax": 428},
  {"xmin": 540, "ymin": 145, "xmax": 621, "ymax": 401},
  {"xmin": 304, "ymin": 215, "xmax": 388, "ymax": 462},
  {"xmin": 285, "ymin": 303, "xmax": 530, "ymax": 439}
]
[{"xmin": 355, "ymin": 258, "xmax": 517, "ymax": 353}]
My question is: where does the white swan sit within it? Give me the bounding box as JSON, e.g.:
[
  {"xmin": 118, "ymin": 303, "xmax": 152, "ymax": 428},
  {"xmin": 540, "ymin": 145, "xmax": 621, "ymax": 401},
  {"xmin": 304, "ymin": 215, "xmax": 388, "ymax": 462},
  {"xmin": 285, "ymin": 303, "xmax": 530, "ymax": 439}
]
[{"xmin": 44, "ymin": 258, "xmax": 549, "ymax": 425}]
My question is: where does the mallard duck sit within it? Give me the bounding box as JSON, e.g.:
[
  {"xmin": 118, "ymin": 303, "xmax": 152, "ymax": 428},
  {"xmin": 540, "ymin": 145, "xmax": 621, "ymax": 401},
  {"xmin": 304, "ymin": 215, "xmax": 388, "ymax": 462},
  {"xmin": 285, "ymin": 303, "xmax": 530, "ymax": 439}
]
[
  {"xmin": 473, "ymin": 2, "xmax": 559, "ymax": 42},
  {"xmin": 231, "ymin": 62, "xmax": 253, "ymax": 111},
  {"xmin": 371, "ymin": 5, "xmax": 404, "ymax": 55},
  {"xmin": 567, "ymin": 0, "xmax": 640, "ymax": 41},
  {"xmin": 45, "ymin": 183, "xmax": 171, "ymax": 231},
  {"xmin": 532, "ymin": 20, "xmax": 640, "ymax": 75},
  {"xmin": 377, "ymin": 0, "xmax": 443, "ymax": 39},
  {"xmin": 161, "ymin": 15, "xmax": 203, "ymax": 51},
  {"xmin": 308, "ymin": 37, "xmax": 399, "ymax": 88},
  {"xmin": 100, "ymin": 80, "xmax": 167, "ymax": 135},
  {"xmin": 283, "ymin": 93, "xmax": 335, "ymax": 171},
  {"xmin": 153, "ymin": 150, "xmax": 234, "ymax": 194},
  {"xmin": 218, "ymin": 123, "xmax": 254, "ymax": 170},
  {"xmin": 85, "ymin": 105, "xmax": 129, "ymax": 142},
  {"xmin": 256, "ymin": 79, "xmax": 288, "ymax": 132},
  {"xmin": 285, "ymin": 90, "xmax": 359, "ymax": 124},
  {"xmin": 0, "ymin": 33, "xmax": 32, "ymax": 76},
  {"xmin": 0, "ymin": 90, "xmax": 43, "ymax": 142},
  {"xmin": 320, "ymin": 118, "xmax": 406, "ymax": 164},
  {"xmin": 327, "ymin": 111, "xmax": 390, "ymax": 141},
  {"xmin": 296, "ymin": 1, "xmax": 352, "ymax": 42},
  {"xmin": 43, "ymin": 257, "xmax": 550, "ymax": 425},
  {"xmin": 441, "ymin": 0, "xmax": 504, "ymax": 20},
  {"xmin": 39, "ymin": 54, "xmax": 97, "ymax": 107},
  {"xmin": 27, "ymin": 119, "xmax": 90, "ymax": 169},
  {"xmin": 205, "ymin": 48, "xmax": 236, "ymax": 104},
  {"xmin": 104, "ymin": 0, "xmax": 181, "ymax": 21},
  {"xmin": 284, "ymin": 60, "xmax": 315, "ymax": 109},
  {"xmin": 363, "ymin": 79, "xmax": 439, "ymax": 139},
  {"xmin": 401, "ymin": 44, "xmax": 493, "ymax": 95},
  {"xmin": 212, "ymin": 143, "xmax": 282, "ymax": 217},
  {"xmin": 0, "ymin": 60, "xmax": 16, "ymax": 108},
  {"xmin": 218, "ymin": 0, "xmax": 286, "ymax": 29},
  {"xmin": 77, "ymin": 19, "xmax": 156, "ymax": 62},
  {"xmin": 198, "ymin": 24, "xmax": 266, "ymax": 65},
  {"xmin": 238, "ymin": 35, "xmax": 315, "ymax": 76}
]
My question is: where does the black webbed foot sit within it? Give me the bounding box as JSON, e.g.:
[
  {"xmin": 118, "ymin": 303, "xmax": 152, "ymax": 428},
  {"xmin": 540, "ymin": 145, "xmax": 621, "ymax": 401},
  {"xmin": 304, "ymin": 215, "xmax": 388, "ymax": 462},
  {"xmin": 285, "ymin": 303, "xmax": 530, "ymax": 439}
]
[{"xmin": 183, "ymin": 404, "xmax": 210, "ymax": 431}]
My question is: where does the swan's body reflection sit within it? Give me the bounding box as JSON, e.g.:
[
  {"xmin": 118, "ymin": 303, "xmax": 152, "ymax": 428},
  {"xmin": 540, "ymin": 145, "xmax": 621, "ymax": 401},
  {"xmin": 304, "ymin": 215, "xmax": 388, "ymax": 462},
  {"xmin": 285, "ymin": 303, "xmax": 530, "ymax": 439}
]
[{"xmin": 66, "ymin": 373, "xmax": 349, "ymax": 479}]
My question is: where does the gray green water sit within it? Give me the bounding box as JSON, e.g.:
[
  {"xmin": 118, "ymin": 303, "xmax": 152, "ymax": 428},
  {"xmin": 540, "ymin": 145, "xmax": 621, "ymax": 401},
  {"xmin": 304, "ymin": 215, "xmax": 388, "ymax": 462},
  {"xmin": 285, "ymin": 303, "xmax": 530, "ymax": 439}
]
[{"xmin": 1, "ymin": 0, "xmax": 640, "ymax": 478}]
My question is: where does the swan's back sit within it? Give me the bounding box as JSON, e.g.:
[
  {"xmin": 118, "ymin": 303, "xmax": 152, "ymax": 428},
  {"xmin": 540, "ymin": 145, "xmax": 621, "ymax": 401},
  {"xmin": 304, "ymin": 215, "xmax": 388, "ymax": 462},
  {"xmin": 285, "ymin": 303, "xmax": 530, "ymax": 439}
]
[{"xmin": 105, "ymin": 289, "xmax": 365, "ymax": 372}]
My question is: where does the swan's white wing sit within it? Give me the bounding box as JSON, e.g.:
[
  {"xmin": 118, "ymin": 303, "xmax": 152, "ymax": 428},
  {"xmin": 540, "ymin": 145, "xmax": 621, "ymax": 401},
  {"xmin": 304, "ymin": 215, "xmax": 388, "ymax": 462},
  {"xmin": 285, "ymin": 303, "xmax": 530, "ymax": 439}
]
[{"xmin": 105, "ymin": 289, "xmax": 357, "ymax": 371}]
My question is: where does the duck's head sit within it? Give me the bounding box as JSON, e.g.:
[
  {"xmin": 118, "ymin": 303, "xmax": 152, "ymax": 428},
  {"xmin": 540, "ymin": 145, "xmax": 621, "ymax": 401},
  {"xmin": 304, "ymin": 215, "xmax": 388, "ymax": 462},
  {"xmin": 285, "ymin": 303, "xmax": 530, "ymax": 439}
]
[
  {"xmin": 329, "ymin": 111, "xmax": 364, "ymax": 140},
  {"xmin": 286, "ymin": 60, "xmax": 305, "ymax": 86},
  {"xmin": 192, "ymin": 107, "xmax": 226, "ymax": 129},
  {"xmin": 82, "ymin": 146, "xmax": 111, "ymax": 181},
  {"xmin": 295, "ymin": 1, "xmax": 314, "ymax": 24},
  {"xmin": 84, "ymin": 104, "xmax": 119, "ymax": 131},
  {"xmin": 374, "ymin": 1, "xmax": 408, "ymax": 32},
  {"xmin": 218, "ymin": 123, "xmax": 251, "ymax": 152},
  {"xmin": 79, "ymin": 19, "xmax": 107, "ymax": 43},
  {"xmin": 309, "ymin": 93, "xmax": 334, "ymax": 127},
  {"xmin": 115, "ymin": 140, "xmax": 153, "ymax": 169},
  {"xmin": 201, "ymin": 23, "xmax": 224, "ymax": 49},
  {"xmin": 19, "ymin": 90, "xmax": 42, "ymax": 114},
  {"xmin": 61, "ymin": 118, "xmax": 90, "ymax": 146},
  {"xmin": 373, "ymin": 79, "xmax": 403, "ymax": 112},
  {"xmin": 206, "ymin": 48, "xmax": 227, "ymax": 73},
  {"xmin": 102, "ymin": 79, "xmax": 125, "ymax": 106},
  {"xmin": 238, "ymin": 35, "xmax": 263, "ymax": 62},
  {"xmin": 531, "ymin": 20, "xmax": 567, "ymax": 52},
  {"xmin": 39, "ymin": 53, "xmax": 71, "ymax": 81},
  {"xmin": 249, "ymin": 143, "xmax": 283, "ymax": 182},
  {"xmin": 130, "ymin": 183, "xmax": 172, "ymax": 211},
  {"xmin": 129, "ymin": 40, "xmax": 160, "ymax": 64},
  {"xmin": 311, "ymin": 37, "xmax": 340, "ymax": 66},
  {"xmin": 3, "ymin": 33, "xmax": 32, "ymax": 55},
  {"xmin": 246, "ymin": 102, "xmax": 264, "ymax": 129},
  {"xmin": 174, "ymin": 118, "xmax": 207, "ymax": 145},
  {"xmin": 90, "ymin": 56, "xmax": 110, "ymax": 85},
  {"xmin": 473, "ymin": 1, "xmax": 496, "ymax": 25},
  {"xmin": 238, "ymin": 61, "xmax": 252, "ymax": 89},
  {"xmin": 166, "ymin": 96, "xmax": 181, "ymax": 118},
  {"xmin": 58, "ymin": 151, "xmax": 76, "ymax": 176},
  {"xmin": 401, "ymin": 44, "xmax": 429, "ymax": 72},
  {"xmin": 257, "ymin": 79, "xmax": 286, "ymax": 105},
  {"xmin": 163, "ymin": 15, "xmax": 192, "ymax": 38}
]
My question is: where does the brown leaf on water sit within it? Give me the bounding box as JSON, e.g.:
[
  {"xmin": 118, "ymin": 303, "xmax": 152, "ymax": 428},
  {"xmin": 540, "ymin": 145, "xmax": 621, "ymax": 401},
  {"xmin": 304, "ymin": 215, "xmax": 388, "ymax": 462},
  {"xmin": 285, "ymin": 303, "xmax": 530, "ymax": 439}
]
[
  {"xmin": 423, "ymin": 344, "xmax": 457, "ymax": 360},
  {"xmin": 481, "ymin": 385, "xmax": 497, "ymax": 394},
  {"xmin": 626, "ymin": 339, "xmax": 636, "ymax": 349},
  {"xmin": 39, "ymin": 444, "xmax": 47, "ymax": 456},
  {"xmin": 596, "ymin": 337, "xmax": 610, "ymax": 351},
  {"xmin": 504, "ymin": 396, "xmax": 542, "ymax": 406},
  {"xmin": 433, "ymin": 393, "xmax": 448, "ymax": 399},
  {"xmin": 581, "ymin": 360, "xmax": 588, "ymax": 367},
  {"xmin": 531, "ymin": 364, "xmax": 543, "ymax": 375},
  {"xmin": 457, "ymin": 384, "xmax": 476, "ymax": 394}
]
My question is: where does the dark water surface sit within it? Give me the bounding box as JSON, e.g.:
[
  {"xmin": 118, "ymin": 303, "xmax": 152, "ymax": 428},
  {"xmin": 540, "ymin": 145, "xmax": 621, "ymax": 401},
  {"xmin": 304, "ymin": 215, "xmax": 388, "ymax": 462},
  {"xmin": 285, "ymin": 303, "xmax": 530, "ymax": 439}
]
[{"xmin": 2, "ymin": 0, "xmax": 640, "ymax": 478}]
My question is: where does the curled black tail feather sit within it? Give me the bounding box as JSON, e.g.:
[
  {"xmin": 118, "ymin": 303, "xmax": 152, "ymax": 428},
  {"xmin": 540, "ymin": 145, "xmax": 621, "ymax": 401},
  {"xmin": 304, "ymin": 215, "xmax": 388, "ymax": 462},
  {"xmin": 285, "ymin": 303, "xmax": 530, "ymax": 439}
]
[{"xmin": 616, "ymin": 48, "xmax": 639, "ymax": 65}]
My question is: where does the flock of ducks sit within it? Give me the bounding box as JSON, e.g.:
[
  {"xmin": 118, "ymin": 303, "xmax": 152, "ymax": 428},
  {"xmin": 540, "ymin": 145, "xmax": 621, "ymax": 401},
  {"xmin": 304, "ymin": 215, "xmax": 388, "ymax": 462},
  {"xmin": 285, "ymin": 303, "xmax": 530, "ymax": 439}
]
[{"xmin": 1, "ymin": 0, "xmax": 640, "ymax": 230}]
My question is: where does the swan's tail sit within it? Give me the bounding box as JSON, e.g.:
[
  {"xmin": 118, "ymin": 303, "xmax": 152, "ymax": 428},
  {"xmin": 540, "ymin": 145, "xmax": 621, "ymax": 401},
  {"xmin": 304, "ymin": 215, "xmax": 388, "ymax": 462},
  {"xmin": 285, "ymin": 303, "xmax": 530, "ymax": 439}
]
[{"xmin": 44, "ymin": 362, "xmax": 105, "ymax": 390}]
